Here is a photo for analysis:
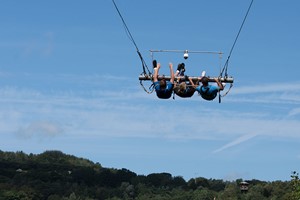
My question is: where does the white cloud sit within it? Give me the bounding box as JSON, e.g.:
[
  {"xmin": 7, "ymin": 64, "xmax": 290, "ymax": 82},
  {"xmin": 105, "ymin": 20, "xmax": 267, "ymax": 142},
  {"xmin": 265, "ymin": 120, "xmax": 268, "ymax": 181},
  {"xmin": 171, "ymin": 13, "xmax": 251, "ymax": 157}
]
[
  {"xmin": 42, "ymin": 31, "xmax": 54, "ymax": 56},
  {"xmin": 212, "ymin": 133, "xmax": 258, "ymax": 153},
  {"xmin": 16, "ymin": 121, "xmax": 64, "ymax": 139},
  {"xmin": 226, "ymin": 82, "xmax": 300, "ymax": 105},
  {"xmin": 0, "ymin": 75, "xmax": 300, "ymax": 154},
  {"xmin": 288, "ymin": 107, "xmax": 300, "ymax": 117},
  {"xmin": 223, "ymin": 171, "xmax": 251, "ymax": 181},
  {"xmin": 232, "ymin": 82, "xmax": 300, "ymax": 95}
]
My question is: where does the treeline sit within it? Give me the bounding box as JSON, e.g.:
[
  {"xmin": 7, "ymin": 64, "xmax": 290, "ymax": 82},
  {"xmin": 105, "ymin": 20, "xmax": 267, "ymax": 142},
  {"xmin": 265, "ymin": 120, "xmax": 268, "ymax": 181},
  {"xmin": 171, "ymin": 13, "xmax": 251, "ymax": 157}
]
[{"xmin": 0, "ymin": 150, "xmax": 298, "ymax": 200}]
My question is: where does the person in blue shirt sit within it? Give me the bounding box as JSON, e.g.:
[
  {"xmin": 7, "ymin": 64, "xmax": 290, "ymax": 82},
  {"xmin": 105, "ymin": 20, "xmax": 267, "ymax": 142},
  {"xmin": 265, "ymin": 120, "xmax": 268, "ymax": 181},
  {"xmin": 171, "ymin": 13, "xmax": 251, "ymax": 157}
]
[
  {"xmin": 153, "ymin": 60, "xmax": 175, "ymax": 99},
  {"xmin": 196, "ymin": 76, "xmax": 224, "ymax": 101}
]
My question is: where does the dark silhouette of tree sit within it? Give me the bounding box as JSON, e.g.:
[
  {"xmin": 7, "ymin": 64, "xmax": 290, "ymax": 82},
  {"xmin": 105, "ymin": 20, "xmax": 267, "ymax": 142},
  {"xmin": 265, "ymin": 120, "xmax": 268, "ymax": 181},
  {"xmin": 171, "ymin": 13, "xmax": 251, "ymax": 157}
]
[{"xmin": 0, "ymin": 150, "xmax": 295, "ymax": 199}]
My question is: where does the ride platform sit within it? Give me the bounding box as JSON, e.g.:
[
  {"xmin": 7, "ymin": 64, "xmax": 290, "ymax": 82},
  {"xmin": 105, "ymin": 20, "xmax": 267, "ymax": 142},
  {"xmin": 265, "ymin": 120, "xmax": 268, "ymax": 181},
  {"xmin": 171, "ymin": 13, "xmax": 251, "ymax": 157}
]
[{"xmin": 138, "ymin": 75, "xmax": 234, "ymax": 83}]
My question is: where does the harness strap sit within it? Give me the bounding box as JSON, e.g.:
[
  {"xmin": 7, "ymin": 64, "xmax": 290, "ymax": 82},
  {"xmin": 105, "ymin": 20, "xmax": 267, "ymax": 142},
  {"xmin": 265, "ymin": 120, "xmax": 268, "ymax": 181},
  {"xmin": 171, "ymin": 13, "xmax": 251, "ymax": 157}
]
[
  {"xmin": 200, "ymin": 86, "xmax": 210, "ymax": 95},
  {"xmin": 140, "ymin": 80, "xmax": 154, "ymax": 94}
]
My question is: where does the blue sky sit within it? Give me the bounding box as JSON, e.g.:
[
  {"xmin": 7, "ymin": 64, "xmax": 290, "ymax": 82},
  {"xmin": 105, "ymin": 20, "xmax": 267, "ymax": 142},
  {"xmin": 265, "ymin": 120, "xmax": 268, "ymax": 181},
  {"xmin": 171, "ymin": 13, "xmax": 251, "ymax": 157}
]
[{"xmin": 0, "ymin": 0, "xmax": 300, "ymax": 182}]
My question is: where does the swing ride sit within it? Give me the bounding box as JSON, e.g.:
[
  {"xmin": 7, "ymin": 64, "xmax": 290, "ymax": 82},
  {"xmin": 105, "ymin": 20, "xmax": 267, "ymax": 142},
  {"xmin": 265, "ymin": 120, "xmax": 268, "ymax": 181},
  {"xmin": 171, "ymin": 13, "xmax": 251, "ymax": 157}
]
[
  {"xmin": 139, "ymin": 49, "xmax": 234, "ymax": 83},
  {"xmin": 112, "ymin": 0, "xmax": 254, "ymax": 102}
]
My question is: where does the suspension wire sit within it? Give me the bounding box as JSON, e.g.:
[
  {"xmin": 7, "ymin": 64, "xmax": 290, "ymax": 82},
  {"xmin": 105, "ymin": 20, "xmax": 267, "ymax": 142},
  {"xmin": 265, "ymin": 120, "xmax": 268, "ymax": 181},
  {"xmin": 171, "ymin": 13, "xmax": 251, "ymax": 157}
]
[
  {"xmin": 112, "ymin": 0, "xmax": 151, "ymax": 76},
  {"xmin": 220, "ymin": 0, "xmax": 254, "ymax": 77}
]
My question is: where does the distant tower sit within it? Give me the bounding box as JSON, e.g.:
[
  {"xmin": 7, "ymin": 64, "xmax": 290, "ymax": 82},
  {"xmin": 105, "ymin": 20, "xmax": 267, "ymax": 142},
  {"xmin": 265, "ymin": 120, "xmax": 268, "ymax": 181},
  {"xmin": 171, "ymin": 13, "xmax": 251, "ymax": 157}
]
[{"xmin": 239, "ymin": 181, "xmax": 249, "ymax": 193}]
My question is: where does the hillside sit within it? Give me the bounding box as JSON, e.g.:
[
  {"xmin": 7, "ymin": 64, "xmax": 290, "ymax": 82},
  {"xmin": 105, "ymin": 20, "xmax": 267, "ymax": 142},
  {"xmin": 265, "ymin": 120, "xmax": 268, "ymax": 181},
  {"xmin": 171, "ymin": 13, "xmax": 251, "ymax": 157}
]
[{"xmin": 0, "ymin": 150, "xmax": 298, "ymax": 200}]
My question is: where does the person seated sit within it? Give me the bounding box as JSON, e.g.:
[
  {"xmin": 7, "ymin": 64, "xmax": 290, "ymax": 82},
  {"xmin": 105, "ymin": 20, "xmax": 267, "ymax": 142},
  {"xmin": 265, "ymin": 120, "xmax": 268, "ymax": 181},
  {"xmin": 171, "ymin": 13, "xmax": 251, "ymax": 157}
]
[
  {"xmin": 174, "ymin": 76, "xmax": 196, "ymax": 98},
  {"xmin": 173, "ymin": 63, "xmax": 196, "ymax": 98},
  {"xmin": 174, "ymin": 63, "xmax": 185, "ymax": 77},
  {"xmin": 196, "ymin": 73, "xmax": 224, "ymax": 101},
  {"xmin": 153, "ymin": 60, "xmax": 174, "ymax": 99}
]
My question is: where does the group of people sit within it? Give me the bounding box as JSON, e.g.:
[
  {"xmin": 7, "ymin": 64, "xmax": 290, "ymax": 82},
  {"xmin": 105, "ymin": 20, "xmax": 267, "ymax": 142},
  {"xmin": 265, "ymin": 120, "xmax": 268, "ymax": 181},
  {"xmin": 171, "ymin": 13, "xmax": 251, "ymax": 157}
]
[{"xmin": 152, "ymin": 60, "xmax": 224, "ymax": 100}]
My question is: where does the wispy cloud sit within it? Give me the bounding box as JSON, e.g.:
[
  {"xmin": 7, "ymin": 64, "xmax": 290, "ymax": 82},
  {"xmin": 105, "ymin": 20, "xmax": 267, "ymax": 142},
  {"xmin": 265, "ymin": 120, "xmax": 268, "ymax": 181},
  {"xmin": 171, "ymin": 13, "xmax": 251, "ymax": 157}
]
[
  {"xmin": 42, "ymin": 31, "xmax": 54, "ymax": 56},
  {"xmin": 15, "ymin": 121, "xmax": 64, "ymax": 139},
  {"xmin": 19, "ymin": 31, "xmax": 55, "ymax": 58},
  {"xmin": 0, "ymin": 74, "xmax": 299, "ymax": 154},
  {"xmin": 212, "ymin": 133, "xmax": 258, "ymax": 153},
  {"xmin": 288, "ymin": 107, "xmax": 300, "ymax": 117},
  {"xmin": 228, "ymin": 82, "xmax": 300, "ymax": 104},
  {"xmin": 223, "ymin": 171, "xmax": 251, "ymax": 181},
  {"xmin": 232, "ymin": 82, "xmax": 300, "ymax": 94}
]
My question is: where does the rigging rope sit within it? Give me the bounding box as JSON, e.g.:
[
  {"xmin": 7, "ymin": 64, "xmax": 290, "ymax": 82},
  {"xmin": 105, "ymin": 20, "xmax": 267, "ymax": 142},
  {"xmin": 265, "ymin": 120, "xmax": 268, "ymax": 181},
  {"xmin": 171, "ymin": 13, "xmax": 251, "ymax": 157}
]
[
  {"xmin": 112, "ymin": 0, "xmax": 253, "ymax": 100},
  {"xmin": 112, "ymin": 0, "xmax": 151, "ymax": 76},
  {"xmin": 220, "ymin": 0, "xmax": 254, "ymax": 78}
]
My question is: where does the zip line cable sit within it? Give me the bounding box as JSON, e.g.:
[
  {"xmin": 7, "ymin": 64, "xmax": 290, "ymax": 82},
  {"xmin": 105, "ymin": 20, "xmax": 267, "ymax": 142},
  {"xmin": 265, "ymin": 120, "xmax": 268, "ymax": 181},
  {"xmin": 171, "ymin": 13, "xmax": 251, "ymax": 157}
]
[
  {"xmin": 220, "ymin": 0, "xmax": 254, "ymax": 77},
  {"xmin": 112, "ymin": 0, "xmax": 151, "ymax": 76},
  {"xmin": 112, "ymin": 0, "xmax": 254, "ymax": 98}
]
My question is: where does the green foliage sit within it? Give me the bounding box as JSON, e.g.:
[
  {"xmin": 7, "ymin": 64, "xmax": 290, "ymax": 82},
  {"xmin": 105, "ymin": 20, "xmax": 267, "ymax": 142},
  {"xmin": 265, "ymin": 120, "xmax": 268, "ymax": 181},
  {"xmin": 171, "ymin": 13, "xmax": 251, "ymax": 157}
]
[
  {"xmin": 0, "ymin": 150, "xmax": 295, "ymax": 199},
  {"xmin": 290, "ymin": 171, "xmax": 300, "ymax": 200},
  {"xmin": 192, "ymin": 188, "xmax": 216, "ymax": 200}
]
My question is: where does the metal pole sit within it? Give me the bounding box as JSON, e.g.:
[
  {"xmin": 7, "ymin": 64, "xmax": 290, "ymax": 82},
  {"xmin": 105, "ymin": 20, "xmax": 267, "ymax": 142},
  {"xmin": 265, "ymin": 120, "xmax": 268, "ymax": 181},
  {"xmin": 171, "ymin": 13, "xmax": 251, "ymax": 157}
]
[{"xmin": 138, "ymin": 75, "xmax": 234, "ymax": 83}]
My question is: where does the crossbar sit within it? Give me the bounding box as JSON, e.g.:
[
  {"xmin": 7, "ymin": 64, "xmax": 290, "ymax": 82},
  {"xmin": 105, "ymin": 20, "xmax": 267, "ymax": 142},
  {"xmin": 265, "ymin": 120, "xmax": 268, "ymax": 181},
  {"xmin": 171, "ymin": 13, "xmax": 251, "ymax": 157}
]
[
  {"xmin": 139, "ymin": 75, "xmax": 234, "ymax": 83},
  {"xmin": 149, "ymin": 49, "xmax": 223, "ymax": 55}
]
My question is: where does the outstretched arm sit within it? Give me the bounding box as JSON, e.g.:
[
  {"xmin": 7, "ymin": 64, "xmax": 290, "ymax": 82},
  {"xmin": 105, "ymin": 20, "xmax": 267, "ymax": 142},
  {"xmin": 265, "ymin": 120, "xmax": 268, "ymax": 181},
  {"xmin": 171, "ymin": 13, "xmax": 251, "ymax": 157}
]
[
  {"xmin": 153, "ymin": 63, "xmax": 161, "ymax": 82},
  {"xmin": 188, "ymin": 77, "xmax": 196, "ymax": 88},
  {"xmin": 169, "ymin": 63, "xmax": 174, "ymax": 84},
  {"xmin": 196, "ymin": 76, "xmax": 203, "ymax": 86},
  {"xmin": 214, "ymin": 78, "xmax": 224, "ymax": 91}
]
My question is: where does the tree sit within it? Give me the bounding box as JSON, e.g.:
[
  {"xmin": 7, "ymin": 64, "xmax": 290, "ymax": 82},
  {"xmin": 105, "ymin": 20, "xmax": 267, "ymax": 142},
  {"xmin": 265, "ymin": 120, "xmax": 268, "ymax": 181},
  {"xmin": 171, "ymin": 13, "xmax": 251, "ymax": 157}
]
[
  {"xmin": 290, "ymin": 171, "xmax": 300, "ymax": 200},
  {"xmin": 146, "ymin": 173, "xmax": 172, "ymax": 188},
  {"xmin": 195, "ymin": 177, "xmax": 209, "ymax": 189},
  {"xmin": 192, "ymin": 188, "xmax": 216, "ymax": 200},
  {"xmin": 171, "ymin": 176, "xmax": 187, "ymax": 188},
  {"xmin": 0, "ymin": 150, "xmax": 297, "ymax": 199},
  {"xmin": 244, "ymin": 184, "xmax": 267, "ymax": 200},
  {"xmin": 218, "ymin": 182, "xmax": 240, "ymax": 200},
  {"xmin": 187, "ymin": 178, "xmax": 197, "ymax": 190},
  {"xmin": 208, "ymin": 179, "xmax": 226, "ymax": 192},
  {"xmin": 120, "ymin": 182, "xmax": 135, "ymax": 199}
]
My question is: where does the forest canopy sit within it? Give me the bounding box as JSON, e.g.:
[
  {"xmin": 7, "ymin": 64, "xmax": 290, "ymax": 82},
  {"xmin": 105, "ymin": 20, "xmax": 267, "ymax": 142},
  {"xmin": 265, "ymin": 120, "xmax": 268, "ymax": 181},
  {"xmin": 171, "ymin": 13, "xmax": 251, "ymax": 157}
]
[{"xmin": 0, "ymin": 150, "xmax": 299, "ymax": 200}]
